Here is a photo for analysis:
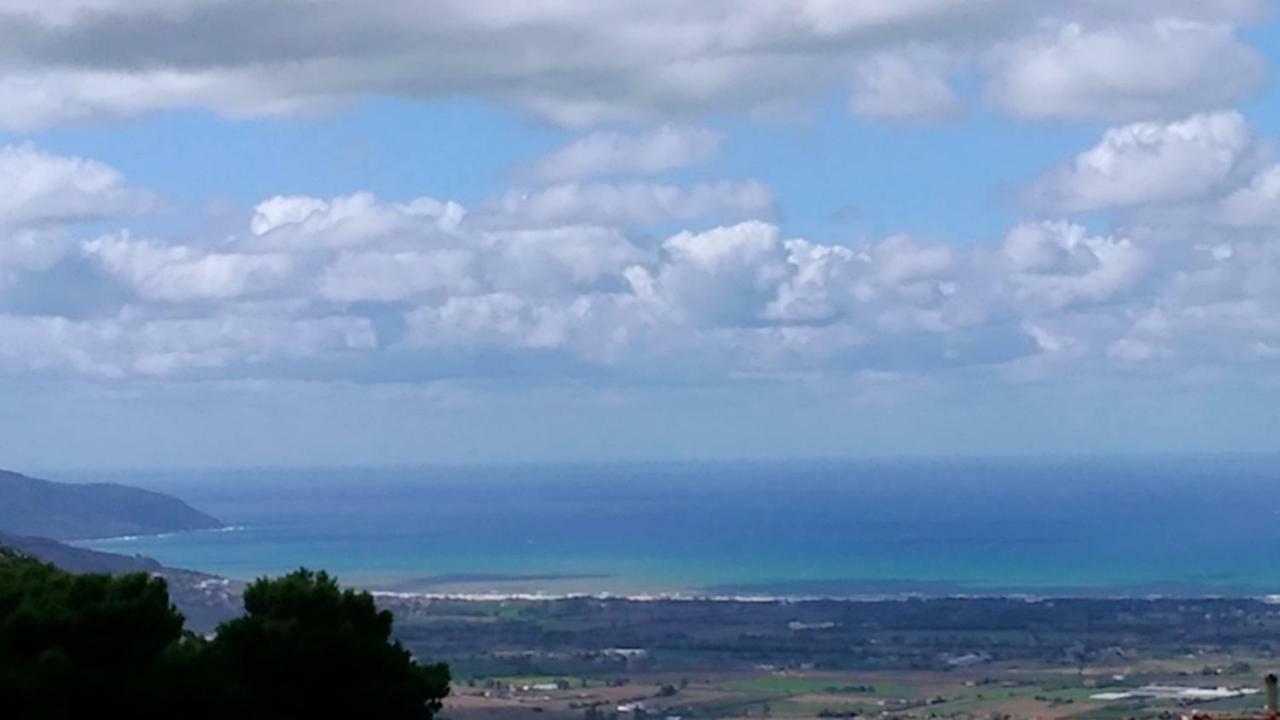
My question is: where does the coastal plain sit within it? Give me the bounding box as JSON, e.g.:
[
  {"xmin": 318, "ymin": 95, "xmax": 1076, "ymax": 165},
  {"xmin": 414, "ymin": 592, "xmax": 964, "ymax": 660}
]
[{"xmin": 376, "ymin": 595, "xmax": 1280, "ymax": 720}]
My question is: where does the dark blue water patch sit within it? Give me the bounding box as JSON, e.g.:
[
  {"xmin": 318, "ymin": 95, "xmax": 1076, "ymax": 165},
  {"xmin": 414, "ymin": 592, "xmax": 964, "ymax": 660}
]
[{"xmin": 64, "ymin": 456, "xmax": 1280, "ymax": 594}]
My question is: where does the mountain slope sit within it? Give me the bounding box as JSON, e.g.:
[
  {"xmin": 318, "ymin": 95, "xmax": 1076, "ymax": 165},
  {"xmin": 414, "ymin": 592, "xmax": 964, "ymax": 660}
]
[
  {"xmin": 0, "ymin": 469, "xmax": 223, "ymax": 540},
  {"xmin": 0, "ymin": 531, "xmax": 164, "ymax": 573},
  {"xmin": 0, "ymin": 532, "xmax": 243, "ymax": 631}
]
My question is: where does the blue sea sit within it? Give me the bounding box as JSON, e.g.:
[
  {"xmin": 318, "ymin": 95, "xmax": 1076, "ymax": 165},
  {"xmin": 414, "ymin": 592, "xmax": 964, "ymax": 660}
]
[{"xmin": 63, "ymin": 456, "xmax": 1280, "ymax": 597}]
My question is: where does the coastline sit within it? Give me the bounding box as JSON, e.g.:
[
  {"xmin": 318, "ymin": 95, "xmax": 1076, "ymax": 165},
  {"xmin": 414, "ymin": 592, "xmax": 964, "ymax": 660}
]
[
  {"xmin": 358, "ymin": 568, "xmax": 1280, "ymax": 603},
  {"xmin": 368, "ymin": 587, "xmax": 1280, "ymax": 604},
  {"xmin": 73, "ymin": 525, "xmax": 247, "ymax": 543},
  {"xmin": 77, "ymin": 529, "xmax": 1280, "ymax": 603}
]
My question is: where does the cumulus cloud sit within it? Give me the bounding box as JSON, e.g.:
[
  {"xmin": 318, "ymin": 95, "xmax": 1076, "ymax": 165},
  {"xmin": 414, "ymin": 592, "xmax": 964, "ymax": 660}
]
[
  {"xmin": 483, "ymin": 227, "xmax": 648, "ymax": 295},
  {"xmin": 525, "ymin": 126, "xmax": 723, "ymax": 182},
  {"xmin": 986, "ymin": 20, "xmax": 1266, "ymax": 122},
  {"xmin": 0, "ymin": 181, "xmax": 1264, "ymax": 380},
  {"xmin": 9, "ymin": 109, "xmax": 1280, "ymax": 383},
  {"xmin": 636, "ymin": 221, "xmax": 793, "ymax": 325},
  {"xmin": 1002, "ymin": 222, "xmax": 1146, "ymax": 308},
  {"xmin": 3, "ymin": 0, "xmax": 1280, "ymax": 402},
  {"xmin": 0, "ymin": 145, "xmax": 147, "ymax": 288},
  {"xmin": 0, "ymin": 1, "xmax": 1266, "ymax": 129},
  {"xmin": 1025, "ymin": 111, "xmax": 1258, "ymax": 213},
  {"xmin": 84, "ymin": 233, "xmax": 295, "ymax": 302},
  {"xmin": 0, "ymin": 144, "xmax": 145, "ymax": 227}
]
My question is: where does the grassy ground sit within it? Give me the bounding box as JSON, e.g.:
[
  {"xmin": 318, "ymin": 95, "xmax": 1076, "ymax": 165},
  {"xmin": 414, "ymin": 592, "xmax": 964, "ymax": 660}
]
[
  {"xmin": 446, "ymin": 662, "xmax": 1273, "ymax": 720},
  {"xmin": 716, "ymin": 676, "xmax": 916, "ymax": 696}
]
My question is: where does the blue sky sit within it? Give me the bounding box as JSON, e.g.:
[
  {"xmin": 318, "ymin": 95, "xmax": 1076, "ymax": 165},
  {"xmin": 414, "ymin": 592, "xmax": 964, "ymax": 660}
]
[
  {"xmin": 2, "ymin": 1, "xmax": 1280, "ymax": 468},
  {"xmin": 15, "ymin": 97, "xmax": 1098, "ymax": 244}
]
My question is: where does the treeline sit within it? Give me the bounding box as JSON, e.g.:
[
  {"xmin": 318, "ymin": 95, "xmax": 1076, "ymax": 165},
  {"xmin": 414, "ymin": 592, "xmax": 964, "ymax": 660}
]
[{"xmin": 0, "ymin": 547, "xmax": 449, "ymax": 719}]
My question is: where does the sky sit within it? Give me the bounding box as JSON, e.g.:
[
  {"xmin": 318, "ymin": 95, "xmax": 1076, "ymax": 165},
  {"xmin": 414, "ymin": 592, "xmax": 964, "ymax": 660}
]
[{"xmin": 2, "ymin": 1, "xmax": 1280, "ymax": 469}]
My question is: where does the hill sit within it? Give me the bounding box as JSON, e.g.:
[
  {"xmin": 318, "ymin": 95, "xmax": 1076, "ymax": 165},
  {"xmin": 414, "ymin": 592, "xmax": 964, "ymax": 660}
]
[
  {"xmin": 0, "ymin": 469, "xmax": 223, "ymax": 540},
  {"xmin": 0, "ymin": 531, "xmax": 163, "ymax": 573},
  {"xmin": 0, "ymin": 532, "xmax": 242, "ymax": 631}
]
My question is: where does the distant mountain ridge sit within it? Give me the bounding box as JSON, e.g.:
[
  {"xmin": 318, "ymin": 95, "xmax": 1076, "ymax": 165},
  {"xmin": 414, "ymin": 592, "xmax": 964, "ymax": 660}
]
[{"xmin": 0, "ymin": 469, "xmax": 224, "ymax": 540}]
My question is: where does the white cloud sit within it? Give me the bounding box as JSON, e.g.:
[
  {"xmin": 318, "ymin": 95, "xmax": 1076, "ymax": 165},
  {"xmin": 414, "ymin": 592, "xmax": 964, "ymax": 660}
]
[
  {"xmin": 764, "ymin": 240, "xmax": 859, "ymax": 324},
  {"xmin": 630, "ymin": 223, "xmax": 964, "ymax": 338},
  {"xmin": 250, "ymin": 193, "xmax": 465, "ymax": 248},
  {"xmin": 986, "ymin": 20, "xmax": 1265, "ymax": 122},
  {"xmin": 0, "ymin": 229, "xmax": 68, "ymax": 282},
  {"xmin": 525, "ymin": 126, "xmax": 723, "ymax": 182},
  {"xmin": 318, "ymin": 250, "xmax": 477, "ymax": 303},
  {"xmin": 0, "ymin": 190, "xmax": 1262, "ymax": 380},
  {"xmin": 124, "ymin": 314, "xmax": 377, "ymax": 375},
  {"xmin": 1025, "ymin": 111, "xmax": 1256, "ymax": 212},
  {"xmin": 0, "ymin": 2, "xmax": 1265, "ymax": 129},
  {"xmin": 403, "ymin": 290, "xmax": 659, "ymax": 366},
  {"xmin": 405, "ymin": 293, "xmax": 571, "ymax": 351},
  {"xmin": 0, "ymin": 143, "xmax": 145, "ymax": 227},
  {"xmin": 868, "ymin": 235, "xmax": 953, "ymax": 288},
  {"xmin": 764, "ymin": 234, "xmax": 961, "ymax": 334},
  {"xmin": 0, "ymin": 186, "xmax": 1256, "ymax": 379},
  {"xmin": 1003, "ymin": 222, "xmax": 1146, "ymax": 308},
  {"xmin": 849, "ymin": 46, "xmax": 959, "ymax": 120},
  {"xmin": 0, "ymin": 312, "xmax": 375, "ymax": 377},
  {"xmin": 483, "ymin": 226, "xmax": 648, "ymax": 295},
  {"xmin": 0, "ymin": 144, "xmax": 148, "ymax": 287},
  {"xmin": 7, "ymin": 128, "xmax": 1280, "ymax": 381},
  {"xmin": 84, "ymin": 233, "xmax": 295, "ymax": 302},
  {"xmin": 494, "ymin": 180, "xmax": 772, "ymax": 227},
  {"xmin": 1218, "ymin": 165, "xmax": 1280, "ymax": 228},
  {"xmin": 639, "ymin": 221, "xmax": 793, "ymax": 325}
]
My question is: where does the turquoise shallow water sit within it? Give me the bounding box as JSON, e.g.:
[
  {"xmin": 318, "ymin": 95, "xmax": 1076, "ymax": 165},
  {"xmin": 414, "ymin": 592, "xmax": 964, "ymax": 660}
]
[{"xmin": 64, "ymin": 456, "xmax": 1280, "ymax": 596}]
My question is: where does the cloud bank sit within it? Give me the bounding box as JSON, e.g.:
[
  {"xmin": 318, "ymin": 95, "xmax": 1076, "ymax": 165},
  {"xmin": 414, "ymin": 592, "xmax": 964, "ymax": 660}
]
[
  {"xmin": 5, "ymin": 106, "xmax": 1280, "ymax": 386},
  {"xmin": 0, "ymin": 0, "xmax": 1268, "ymax": 129}
]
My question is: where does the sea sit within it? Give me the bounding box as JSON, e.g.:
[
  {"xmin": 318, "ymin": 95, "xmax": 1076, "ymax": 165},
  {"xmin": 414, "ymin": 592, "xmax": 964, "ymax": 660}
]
[{"xmin": 61, "ymin": 455, "xmax": 1280, "ymax": 598}]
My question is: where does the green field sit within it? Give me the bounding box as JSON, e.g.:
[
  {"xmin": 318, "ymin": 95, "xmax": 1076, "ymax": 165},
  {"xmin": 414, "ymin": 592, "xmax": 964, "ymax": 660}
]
[{"xmin": 717, "ymin": 676, "xmax": 915, "ymax": 696}]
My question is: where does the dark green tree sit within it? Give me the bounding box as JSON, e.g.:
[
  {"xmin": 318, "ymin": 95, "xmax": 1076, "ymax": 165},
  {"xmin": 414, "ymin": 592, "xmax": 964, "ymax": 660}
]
[
  {"xmin": 207, "ymin": 568, "xmax": 450, "ymax": 719},
  {"xmin": 0, "ymin": 550, "xmax": 188, "ymax": 719},
  {"xmin": 0, "ymin": 550, "xmax": 450, "ymax": 720}
]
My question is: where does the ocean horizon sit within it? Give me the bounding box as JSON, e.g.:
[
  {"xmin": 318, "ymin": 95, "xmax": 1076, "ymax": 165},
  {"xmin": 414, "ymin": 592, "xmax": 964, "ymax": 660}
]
[{"xmin": 59, "ymin": 455, "xmax": 1280, "ymax": 599}]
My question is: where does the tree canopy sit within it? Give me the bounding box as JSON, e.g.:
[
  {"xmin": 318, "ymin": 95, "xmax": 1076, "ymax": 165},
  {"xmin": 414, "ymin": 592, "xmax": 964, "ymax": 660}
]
[
  {"xmin": 212, "ymin": 568, "xmax": 450, "ymax": 718},
  {"xmin": 0, "ymin": 549, "xmax": 186, "ymax": 718},
  {"xmin": 0, "ymin": 549, "xmax": 449, "ymax": 720}
]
